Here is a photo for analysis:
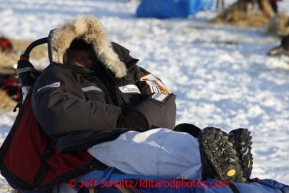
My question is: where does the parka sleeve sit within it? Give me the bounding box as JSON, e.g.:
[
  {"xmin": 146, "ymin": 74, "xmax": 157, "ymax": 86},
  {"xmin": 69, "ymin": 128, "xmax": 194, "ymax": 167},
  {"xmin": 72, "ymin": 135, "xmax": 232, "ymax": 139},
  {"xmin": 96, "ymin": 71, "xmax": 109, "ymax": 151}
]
[{"xmin": 32, "ymin": 66, "xmax": 122, "ymax": 138}]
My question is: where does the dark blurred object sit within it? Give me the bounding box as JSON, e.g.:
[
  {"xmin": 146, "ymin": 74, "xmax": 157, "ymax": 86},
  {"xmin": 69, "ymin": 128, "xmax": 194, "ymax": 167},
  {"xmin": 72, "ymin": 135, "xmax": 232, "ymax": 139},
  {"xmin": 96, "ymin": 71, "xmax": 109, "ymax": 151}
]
[
  {"xmin": 216, "ymin": 0, "xmax": 225, "ymax": 11},
  {"xmin": 0, "ymin": 66, "xmax": 21, "ymax": 102},
  {"xmin": 267, "ymin": 35, "xmax": 289, "ymax": 56},
  {"xmin": 0, "ymin": 36, "xmax": 13, "ymax": 52}
]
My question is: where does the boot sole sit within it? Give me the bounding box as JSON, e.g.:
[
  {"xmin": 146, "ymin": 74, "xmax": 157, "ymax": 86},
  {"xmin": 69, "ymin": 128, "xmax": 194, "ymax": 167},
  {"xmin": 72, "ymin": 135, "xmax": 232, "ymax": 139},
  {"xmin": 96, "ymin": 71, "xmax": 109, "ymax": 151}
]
[
  {"xmin": 199, "ymin": 127, "xmax": 246, "ymax": 182},
  {"xmin": 229, "ymin": 129, "xmax": 253, "ymax": 181}
]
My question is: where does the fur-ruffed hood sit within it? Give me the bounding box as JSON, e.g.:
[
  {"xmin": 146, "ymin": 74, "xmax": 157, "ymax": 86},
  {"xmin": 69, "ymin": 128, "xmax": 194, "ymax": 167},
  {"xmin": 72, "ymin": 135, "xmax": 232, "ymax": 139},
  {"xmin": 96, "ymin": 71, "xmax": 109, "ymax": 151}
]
[{"xmin": 47, "ymin": 15, "xmax": 127, "ymax": 78}]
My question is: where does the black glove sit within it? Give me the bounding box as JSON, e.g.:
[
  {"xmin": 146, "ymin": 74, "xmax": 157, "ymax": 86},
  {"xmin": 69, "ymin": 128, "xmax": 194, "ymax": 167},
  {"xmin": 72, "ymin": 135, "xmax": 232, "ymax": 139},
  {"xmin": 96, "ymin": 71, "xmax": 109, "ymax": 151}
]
[
  {"xmin": 131, "ymin": 93, "xmax": 177, "ymax": 129},
  {"xmin": 120, "ymin": 111, "xmax": 149, "ymax": 130}
]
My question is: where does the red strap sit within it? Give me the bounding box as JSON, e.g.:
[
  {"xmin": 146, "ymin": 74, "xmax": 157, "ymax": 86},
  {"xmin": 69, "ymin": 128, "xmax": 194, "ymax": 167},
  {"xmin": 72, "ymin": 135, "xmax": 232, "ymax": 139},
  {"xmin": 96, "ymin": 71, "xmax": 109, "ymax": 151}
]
[
  {"xmin": 20, "ymin": 56, "xmax": 28, "ymax": 61},
  {"xmin": 251, "ymin": 178, "xmax": 260, "ymax": 182}
]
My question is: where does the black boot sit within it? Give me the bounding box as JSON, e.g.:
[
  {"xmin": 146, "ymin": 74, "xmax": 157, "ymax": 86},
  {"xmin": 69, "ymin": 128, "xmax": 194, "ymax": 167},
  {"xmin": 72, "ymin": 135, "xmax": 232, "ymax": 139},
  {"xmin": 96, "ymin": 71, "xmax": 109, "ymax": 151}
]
[
  {"xmin": 228, "ymin": 128, "xmax": 253, "ymax": 182},
  {"xmin": 173, "ymin": 123, "xmax": 201, "ymax": 138},
  {"xmin": 198, "ymin": 127, "xmax": 246, "ymax": 182}
]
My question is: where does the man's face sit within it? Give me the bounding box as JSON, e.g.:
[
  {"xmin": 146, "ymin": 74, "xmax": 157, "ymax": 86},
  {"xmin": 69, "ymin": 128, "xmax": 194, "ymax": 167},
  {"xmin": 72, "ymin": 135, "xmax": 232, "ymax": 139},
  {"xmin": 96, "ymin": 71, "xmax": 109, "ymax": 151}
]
[{"xmin": 69, "ymin": 50, "xmax": 98, "ymax": 69}]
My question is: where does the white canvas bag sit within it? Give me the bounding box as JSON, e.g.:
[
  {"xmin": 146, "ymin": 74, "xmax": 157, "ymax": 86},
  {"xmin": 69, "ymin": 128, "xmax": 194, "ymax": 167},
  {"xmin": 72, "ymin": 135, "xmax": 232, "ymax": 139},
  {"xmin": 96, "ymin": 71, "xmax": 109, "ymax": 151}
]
[{"xmin": 88, "ymin": 128, "xmax": 202, "ymax": 180}]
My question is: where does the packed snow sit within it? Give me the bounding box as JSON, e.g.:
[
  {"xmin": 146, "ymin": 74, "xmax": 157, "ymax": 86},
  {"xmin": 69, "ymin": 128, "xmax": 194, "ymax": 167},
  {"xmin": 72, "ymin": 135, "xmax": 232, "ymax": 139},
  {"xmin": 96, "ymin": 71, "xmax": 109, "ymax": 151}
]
[{"xmin": 0, "ymin": 0, "xmax": 289, "ymax": 191}]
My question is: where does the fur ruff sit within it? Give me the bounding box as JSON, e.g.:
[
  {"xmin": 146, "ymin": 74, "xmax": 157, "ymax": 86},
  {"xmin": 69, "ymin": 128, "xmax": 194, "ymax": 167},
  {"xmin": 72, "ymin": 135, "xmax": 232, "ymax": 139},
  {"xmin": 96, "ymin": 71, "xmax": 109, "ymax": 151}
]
[{"xmin": 50, "ymin": 15, "xmax": 127, "ymax": 78}]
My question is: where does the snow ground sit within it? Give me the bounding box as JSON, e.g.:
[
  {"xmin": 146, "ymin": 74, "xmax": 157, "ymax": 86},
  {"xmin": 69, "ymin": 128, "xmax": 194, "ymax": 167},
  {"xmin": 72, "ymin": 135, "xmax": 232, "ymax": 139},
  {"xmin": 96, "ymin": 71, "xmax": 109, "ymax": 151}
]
[{"xmin": 0, "ymin": 0, "xmax": 289, "ymax": 191}]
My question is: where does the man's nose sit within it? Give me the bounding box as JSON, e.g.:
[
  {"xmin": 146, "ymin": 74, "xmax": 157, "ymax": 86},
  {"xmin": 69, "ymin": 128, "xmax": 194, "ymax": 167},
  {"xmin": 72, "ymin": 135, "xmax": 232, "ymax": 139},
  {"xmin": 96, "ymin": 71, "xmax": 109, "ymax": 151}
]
[{"xmin": 86, "ymin": 58, "xmax": 94, "ymax": 67}]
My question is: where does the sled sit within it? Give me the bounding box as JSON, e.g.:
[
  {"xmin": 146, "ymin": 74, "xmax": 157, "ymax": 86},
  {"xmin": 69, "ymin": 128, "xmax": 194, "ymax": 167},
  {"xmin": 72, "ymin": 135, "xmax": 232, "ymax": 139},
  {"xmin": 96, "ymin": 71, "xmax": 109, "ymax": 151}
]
[{"xmin": 0, "ymin": 38, "xmax": 289, "ymax": 193}]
